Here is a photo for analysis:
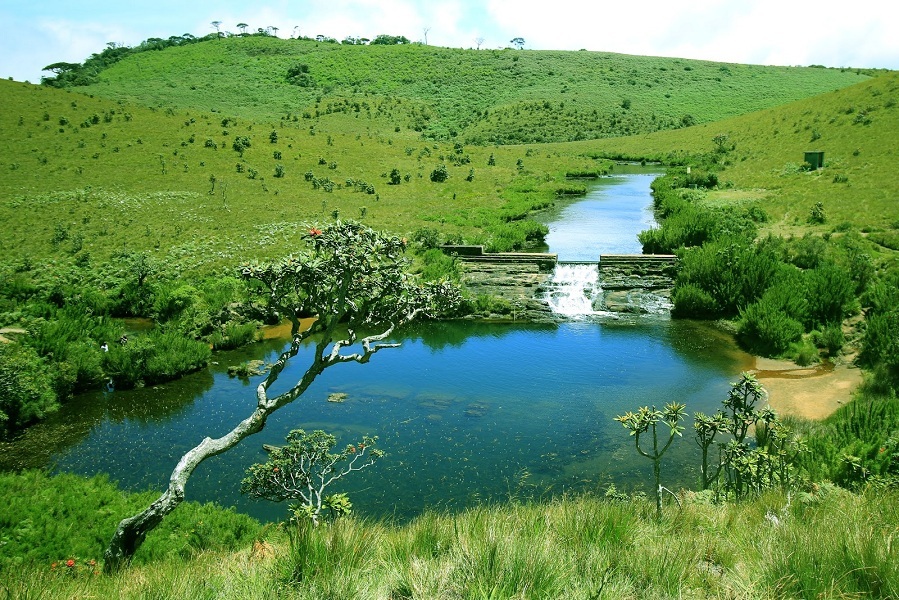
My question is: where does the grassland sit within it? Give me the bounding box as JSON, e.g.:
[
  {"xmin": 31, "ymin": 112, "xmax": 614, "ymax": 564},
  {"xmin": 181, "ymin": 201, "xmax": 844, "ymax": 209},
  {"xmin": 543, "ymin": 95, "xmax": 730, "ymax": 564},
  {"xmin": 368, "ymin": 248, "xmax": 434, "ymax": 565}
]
[
  {"xmin": 2, "ymin": 469, "xmax": 896, "ymax": 599},
  {"xmin": 2, "ymin": 36, "xmax": 899, "ymax": 598},
  {"xmin": 568, "ymin": 71, "xmax": 899, "ymax": 244},
  {"xmin": 2, "ymin": 55, "xmax": 893, "ymax": 275},
  {"xmin": 78, "ymin": 36, "xmax": 872, "ymax": 144}
]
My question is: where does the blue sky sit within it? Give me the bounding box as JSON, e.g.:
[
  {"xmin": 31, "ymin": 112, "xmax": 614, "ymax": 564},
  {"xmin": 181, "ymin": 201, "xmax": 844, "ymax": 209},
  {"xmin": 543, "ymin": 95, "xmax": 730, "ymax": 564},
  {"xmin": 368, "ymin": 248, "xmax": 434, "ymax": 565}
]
[{"xmin": 1, "ymin": 0, "xmax": 896, "ymax": 84}]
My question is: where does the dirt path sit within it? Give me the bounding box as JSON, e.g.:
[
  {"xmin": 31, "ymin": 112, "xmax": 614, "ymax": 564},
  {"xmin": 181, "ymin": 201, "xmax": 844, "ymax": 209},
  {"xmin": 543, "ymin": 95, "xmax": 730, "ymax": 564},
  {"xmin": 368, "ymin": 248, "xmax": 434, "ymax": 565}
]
[{"xmin": 751, "ymin": 357, "xmax": 862, "ymax": 420}]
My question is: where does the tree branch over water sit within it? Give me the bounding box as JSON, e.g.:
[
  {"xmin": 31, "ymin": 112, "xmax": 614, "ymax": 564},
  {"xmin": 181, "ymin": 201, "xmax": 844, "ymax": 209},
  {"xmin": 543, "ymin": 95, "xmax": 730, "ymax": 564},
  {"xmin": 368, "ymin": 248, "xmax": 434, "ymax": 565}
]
[{"xmin": 103, "ymin": 221, "xmax": 460, "ymax": 572}]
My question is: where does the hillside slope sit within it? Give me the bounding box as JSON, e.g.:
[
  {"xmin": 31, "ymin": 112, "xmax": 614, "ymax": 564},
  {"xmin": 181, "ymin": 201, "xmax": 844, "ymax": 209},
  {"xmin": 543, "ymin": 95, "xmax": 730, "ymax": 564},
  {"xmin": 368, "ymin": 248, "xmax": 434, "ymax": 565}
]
[
  {"xmin": 77, "ymin": 36, "xmax": 870, "ymax": 143},
  {"xmin": 569, "ymin": 71, "xmax": 899, "ymax": 237}
]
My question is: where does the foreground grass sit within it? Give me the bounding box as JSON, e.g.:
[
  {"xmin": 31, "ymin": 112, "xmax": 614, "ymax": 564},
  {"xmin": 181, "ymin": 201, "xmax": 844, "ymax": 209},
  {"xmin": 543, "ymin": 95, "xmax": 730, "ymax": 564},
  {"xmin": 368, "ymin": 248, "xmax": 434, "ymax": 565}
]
[{"xmin": 3, "ymin": 486, "xmax": 896, "ymax": 599}]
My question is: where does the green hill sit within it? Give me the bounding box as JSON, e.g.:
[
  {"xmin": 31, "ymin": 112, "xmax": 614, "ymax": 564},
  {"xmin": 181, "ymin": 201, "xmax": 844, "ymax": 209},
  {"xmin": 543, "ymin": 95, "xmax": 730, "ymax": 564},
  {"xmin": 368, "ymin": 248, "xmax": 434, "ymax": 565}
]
[
  {"xmin": 566, "ymin": 70, "xmax": 899, "ymax": 240},
  {"xmin": 71, "ymin": 36, "xmax": 870, "ymax": 143}
]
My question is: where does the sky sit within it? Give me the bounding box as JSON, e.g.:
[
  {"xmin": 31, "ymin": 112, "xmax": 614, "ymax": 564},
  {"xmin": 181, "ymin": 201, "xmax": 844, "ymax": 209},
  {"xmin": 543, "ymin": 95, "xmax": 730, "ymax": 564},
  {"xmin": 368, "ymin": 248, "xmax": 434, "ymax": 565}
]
[{"xmin": 1, "ymin": 0, "xmax": 896, "ymax": 84}]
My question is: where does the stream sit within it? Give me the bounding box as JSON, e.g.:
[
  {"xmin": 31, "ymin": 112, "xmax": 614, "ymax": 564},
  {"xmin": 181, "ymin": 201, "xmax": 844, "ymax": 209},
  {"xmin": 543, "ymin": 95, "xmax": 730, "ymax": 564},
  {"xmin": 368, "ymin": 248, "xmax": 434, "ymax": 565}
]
[{"xmin": 2, "ymin": 166, "xmax": 755, "ymax": 522}]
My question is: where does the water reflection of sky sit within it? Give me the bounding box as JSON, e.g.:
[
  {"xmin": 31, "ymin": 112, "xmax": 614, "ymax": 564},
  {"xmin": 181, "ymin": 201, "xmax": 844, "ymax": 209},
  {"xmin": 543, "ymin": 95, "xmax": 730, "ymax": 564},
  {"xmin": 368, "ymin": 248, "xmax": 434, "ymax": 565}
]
[
  {"xmin": 539, "ymin": 171, "xmax": 662, "ymax": 260},
  {"xmin": 49, "ymin": 319, "xmax": 745, "ymax": 523}
]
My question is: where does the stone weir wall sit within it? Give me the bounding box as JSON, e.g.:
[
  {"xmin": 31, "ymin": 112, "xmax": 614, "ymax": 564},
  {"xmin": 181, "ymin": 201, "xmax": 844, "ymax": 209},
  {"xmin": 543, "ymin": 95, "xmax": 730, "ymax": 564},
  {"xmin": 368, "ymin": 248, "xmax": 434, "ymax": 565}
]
[
  {"xmin": 441, "ymin": 246, "xmax": 678, "ymax": 319},
  {"xmin": 598, "ymin": 254, "xmax": 677, "ymax": 289},
  {"xmin": 596, "ymin": 254, "xmax": 677, "ymax": 314},
  {"xmin": 441, "ymin": 245, "xmax": 558, "ymax": 321}
]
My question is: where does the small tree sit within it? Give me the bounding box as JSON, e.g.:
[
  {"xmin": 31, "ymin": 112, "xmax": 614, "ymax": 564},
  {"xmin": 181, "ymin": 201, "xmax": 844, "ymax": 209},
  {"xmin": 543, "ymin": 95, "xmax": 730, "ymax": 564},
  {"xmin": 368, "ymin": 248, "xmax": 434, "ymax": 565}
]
[
  {"xmin": 712, "ymin": 133, "xmax": 730, "ymax": 153},
  {"xmin": 510, "ymin": 37, "xmax": 525, "ymax": 50},
  {"xmin": 232, "ymin": 135, "xmax": 251, "ymax": 156},
  {"xmin": 241, "ymin": 429, "xmax": 383, "ymax": 525},
  {"xmin": 103, "ymin": 221, "xmax": 460, "ymax": 572},
  {"xmin": 615, "ymin": 402, "xmax": 686, "ymax": 520},
  {"xmin": 389, "ymin": 168, "xmax": 401, "ymax": 185},
  {"xmin": 430, "ymin": 164, "xmax": 448, "ymax": 183},
  {"xmin": 237, "ymin": 23, "xmax": 249, "ymax": 35},
  {"xmin": 211, "ymin": 21, "xmax": 222, "ymax": 38}
]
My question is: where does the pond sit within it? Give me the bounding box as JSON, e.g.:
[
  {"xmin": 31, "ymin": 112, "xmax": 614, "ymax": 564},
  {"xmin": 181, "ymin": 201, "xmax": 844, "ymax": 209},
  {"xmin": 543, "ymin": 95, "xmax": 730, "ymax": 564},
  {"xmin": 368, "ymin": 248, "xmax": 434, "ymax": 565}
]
[{"xmin": 7, "ymin": 167, "xmax": 754, "ymax": 522}]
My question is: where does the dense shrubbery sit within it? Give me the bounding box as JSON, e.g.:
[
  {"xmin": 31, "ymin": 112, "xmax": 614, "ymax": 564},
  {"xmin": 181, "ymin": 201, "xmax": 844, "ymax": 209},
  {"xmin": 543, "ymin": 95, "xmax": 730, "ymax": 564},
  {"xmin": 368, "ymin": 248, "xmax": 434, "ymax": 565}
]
[
  {"xmin": 638, "ymin": 170, "xmax": 761, "ymax": 254},
  {"xmin": 645, "ymin": 167, "xmax": 862, "ymax": 362},
  {"xmin": 0, "ymin": 470, "xmax": 260, "ymax": 567},
  {"xmin": 795, "ymin": 387, "xmax": 899, "ymax": 489},
  {"xmin": 0, "ymin": 259, "xmax": 259, "ymax": 435},
  {"xmin": 103, "ymin": 330, "xmax": 211, "ymax": 389},
  {"xmin": 0, "ymin": 343, "xmax": 59, "ymax": 435},
  {"xmin": 485, "ymin": 220, "xmax": 548, "ymax": 252},
  {"xmin": 858, "ymin": 269, "xmax": 899, "ymax": 388}
]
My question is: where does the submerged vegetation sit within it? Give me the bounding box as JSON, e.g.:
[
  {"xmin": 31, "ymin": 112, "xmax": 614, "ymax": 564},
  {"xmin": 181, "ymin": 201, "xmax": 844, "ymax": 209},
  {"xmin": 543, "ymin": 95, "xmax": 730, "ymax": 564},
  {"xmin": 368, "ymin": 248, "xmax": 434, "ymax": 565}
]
[{"xmin": 1, "ymin": 28, "xmax": 899, "ymax": 596}]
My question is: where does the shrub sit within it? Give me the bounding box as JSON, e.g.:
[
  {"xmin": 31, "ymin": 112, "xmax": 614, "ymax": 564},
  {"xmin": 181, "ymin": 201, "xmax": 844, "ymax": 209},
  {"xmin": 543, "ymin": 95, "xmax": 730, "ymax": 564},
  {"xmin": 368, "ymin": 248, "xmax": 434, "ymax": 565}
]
[
  {"xmin": 210, "ymin": 321, "xmax": 259, "ymax": 350},
  {"xmin": 790, "ymin": 337, "xmax": 820, "ymax": 366},
  {"xmin": 0, "ymin": 470, "xmax": 260, "ymax": 566},
  {"xmin": 152, "ymin": 284, "xmax": 199, "ymax": 322},
  {"xmin": 0, "ymin": 343, "xmax": 58, "ymax": 436},
  {"xmin": 429, "ymin": 164, "xmax": 448, "ymax": 182},
  {"xmin": 104, "ymin": 330, "xmax": 211, "ymax": 389},
  {"xmin": 485, "ymin": 220, "xmax": 548, "ymax": 252},
  {"xmin": 419, "ymin": 248, "xmax": 458, "ymax": 281},
  {"xmin": 675, "ymin": 237, "xmax": 781, "ymax": 318},
  {"xmin": 737, "ymin": 298, "xmax": 805, "ymax": 356},
  {"xmin": 671, "ymin": 283, "xmax": 718, "ymax": 317},
  {"xmin": 808, "ymin": 201, "xmax": 827, "ymax": 224},
  {"xmin": 803, "ymin": 262, "xmax": 855, "ymax": 327},
  {"xmin": 411, "ymin": 227, "xmax": 441, "ymax": 250}
]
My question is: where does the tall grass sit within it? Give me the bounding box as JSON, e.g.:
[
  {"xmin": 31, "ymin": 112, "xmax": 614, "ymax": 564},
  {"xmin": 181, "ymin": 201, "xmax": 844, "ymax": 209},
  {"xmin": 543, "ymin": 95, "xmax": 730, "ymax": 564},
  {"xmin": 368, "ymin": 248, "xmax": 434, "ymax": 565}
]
[{"xmin": 3, "ymin": 482, "xmax": 897, "ymax": 599}]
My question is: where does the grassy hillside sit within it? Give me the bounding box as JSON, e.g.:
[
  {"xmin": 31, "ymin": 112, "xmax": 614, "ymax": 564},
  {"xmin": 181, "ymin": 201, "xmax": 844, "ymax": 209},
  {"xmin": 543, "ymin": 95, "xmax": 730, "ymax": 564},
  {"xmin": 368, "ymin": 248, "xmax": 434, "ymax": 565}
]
[
  {"xmin": 564, "ymin": 71, "xmax": 899, "ymax": 248},
  {"xmin": 77, "ymin": 36, "xmax": 870, "ymax": 143},
  {"xmin": 4, "ymin": 68, "xmax": 895, "ymax": 274},
  {"xmin": 0, "ymin": 78, "xmax": 591, "ymax": 273}
]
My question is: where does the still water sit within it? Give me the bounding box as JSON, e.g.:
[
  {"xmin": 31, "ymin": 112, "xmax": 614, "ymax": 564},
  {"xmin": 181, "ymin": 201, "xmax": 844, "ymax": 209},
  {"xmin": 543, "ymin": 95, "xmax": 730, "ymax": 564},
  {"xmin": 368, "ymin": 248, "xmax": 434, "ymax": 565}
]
[{"xmin": 24, "ymin": 168, "xmax": 752, "ymax": 522}]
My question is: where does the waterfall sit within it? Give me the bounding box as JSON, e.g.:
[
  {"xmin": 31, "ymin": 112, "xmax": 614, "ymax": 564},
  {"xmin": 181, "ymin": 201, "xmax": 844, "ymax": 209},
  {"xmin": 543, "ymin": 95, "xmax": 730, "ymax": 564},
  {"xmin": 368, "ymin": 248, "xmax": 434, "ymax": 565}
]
[{"xmin": 544, "ymin": 263, "xmax": 604, "ymax": 318}]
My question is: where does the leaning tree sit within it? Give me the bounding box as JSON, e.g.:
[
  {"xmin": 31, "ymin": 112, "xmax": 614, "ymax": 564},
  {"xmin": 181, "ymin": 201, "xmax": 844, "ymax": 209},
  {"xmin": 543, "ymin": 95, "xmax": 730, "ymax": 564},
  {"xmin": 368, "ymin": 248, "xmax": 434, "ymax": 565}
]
[{"xmin": 103, "ymin": 221, "xmax": 460, "ymax": 572}]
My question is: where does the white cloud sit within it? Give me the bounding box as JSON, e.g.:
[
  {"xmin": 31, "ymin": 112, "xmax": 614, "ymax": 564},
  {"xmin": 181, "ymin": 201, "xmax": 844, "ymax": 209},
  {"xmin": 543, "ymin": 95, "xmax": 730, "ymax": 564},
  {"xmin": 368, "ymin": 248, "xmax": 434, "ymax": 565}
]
[{"xmin": 1, "ymin": 0, "xmax": 895, "ymax": 84}]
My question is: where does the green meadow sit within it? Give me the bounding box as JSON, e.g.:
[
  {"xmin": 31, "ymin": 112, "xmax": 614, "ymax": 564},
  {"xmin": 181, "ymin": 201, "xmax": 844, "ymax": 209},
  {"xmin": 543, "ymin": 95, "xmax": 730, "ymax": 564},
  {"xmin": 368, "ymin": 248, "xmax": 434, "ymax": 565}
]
[{"xmin": 1, "ymin": 33, "xmax": 898, "ymax": 597}]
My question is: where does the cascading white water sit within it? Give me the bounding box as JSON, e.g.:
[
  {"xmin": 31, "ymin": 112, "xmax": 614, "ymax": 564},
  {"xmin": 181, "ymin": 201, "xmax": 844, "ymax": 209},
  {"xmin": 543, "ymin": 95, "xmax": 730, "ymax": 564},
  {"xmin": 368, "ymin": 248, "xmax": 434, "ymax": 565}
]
[{"xmin": 543, "ymin": 263, "xmax": 604, "ymax": 318}]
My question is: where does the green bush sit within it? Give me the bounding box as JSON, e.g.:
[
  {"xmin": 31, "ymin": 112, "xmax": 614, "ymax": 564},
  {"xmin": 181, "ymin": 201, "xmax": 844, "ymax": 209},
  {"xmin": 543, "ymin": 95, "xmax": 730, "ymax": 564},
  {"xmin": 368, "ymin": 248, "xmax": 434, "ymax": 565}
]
[
  {"xmin": 797, "ymin": 390, "xmax": 899, "ymax": 488},
  {"xmin": 671, "ymin": 283, "xmax": 718, "ymax": 317},
  {"xmin": 104, "ymin": 330, "xmax": 211, "ymax": 389},
  {"xmin": 0, "ymin": 343, "xmax": 58, "ymax": 436},
  {"xmin": 0, "ymin": 470, "xmax": 260, "ymax": 567},
  {"xmin": 675, "ymin": 237, "xmax": 781, "ymax": 318},
  {"xmin": 859, "ymin": 311, "xmax": 899, "ymax": 386},
  {"xmin": 789, "ymin": 337, "xmax": 820, "ymax": 366},
  {"xmin": 485, "ymin": 220, "xmax": 548, "ymax": 252},
  {"xmin": 210, "ymin": 320, "xmax": 259, "ymax": 350},
  {"xmin": 737, "ymin": 298, "xmax": 804, "ymax": 356},
  {"xmin": 419, "ymin": 248, "xmax": 458, "ymax": 281},
  {"xmin": 803, "ymin": 262, "xmax": 856, "ymax": 327},
  {"xmin": 152, "ymin": 283, "xmax": 200, "ymax": 322}
]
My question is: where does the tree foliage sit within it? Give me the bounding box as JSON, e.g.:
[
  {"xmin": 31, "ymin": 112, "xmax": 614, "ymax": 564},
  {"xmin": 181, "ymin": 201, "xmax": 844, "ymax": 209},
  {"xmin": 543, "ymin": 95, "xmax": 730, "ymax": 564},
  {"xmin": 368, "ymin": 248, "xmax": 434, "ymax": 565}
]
[
  {"xmin": 241, "ymin": 429, "xmax": 383, "ymax": 524},
  {"xmin": 103, "ymin": 221, "xmax": 460, "ymax": 571}
]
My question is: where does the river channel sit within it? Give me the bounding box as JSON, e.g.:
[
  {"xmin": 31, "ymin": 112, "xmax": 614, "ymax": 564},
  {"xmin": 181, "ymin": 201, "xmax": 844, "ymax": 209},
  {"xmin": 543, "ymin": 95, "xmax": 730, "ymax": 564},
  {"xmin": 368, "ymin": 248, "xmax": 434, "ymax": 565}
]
[{"xmin": 5, "ymin": 166, "xmax": 755, "ymax": 522}]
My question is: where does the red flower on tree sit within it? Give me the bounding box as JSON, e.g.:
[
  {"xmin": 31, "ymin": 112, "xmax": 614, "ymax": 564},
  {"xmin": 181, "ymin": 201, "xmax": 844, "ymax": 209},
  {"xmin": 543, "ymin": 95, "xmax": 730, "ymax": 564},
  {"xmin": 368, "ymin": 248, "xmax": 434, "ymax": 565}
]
[
  {"xmin": 66, "ymin": 559, "xmax": 75, "ymax": 568},
  {"xmin": 309, "ymin": 228, "xmax": 323, "ymax": 236}
]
